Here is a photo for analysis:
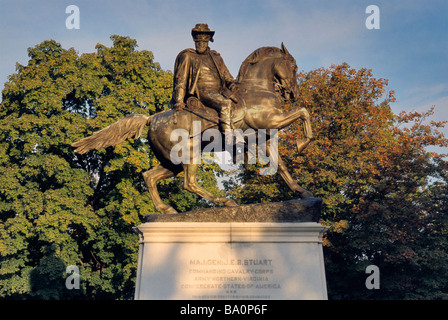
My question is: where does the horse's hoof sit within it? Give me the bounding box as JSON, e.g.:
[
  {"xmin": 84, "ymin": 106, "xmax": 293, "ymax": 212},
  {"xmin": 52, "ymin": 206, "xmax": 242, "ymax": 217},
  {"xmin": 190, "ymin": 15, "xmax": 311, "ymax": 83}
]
[
  {"xmin": 223, "ymin": 199, "xmax": 238, "ymax": 207},
  {"xmin": 163, "ymin": 207, "xmax": 178, "ymax": 214},
  {"xmin": 301, "ymin": 191, "xmax": 314, "ymax": 199},
  {"xmin": 296, "ymin": 139, "xmax": 310, "ymax": 153}
]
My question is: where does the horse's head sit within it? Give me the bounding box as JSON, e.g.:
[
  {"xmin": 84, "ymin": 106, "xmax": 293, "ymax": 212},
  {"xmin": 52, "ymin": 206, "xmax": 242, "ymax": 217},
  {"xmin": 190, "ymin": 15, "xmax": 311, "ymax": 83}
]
[
  {"xmin": 273, "ymin": 43, "xmax": 300, "ymax": 103},
  {"xmin": 237, "ymin": 44, "xmax": 300, "ymax": 102}
]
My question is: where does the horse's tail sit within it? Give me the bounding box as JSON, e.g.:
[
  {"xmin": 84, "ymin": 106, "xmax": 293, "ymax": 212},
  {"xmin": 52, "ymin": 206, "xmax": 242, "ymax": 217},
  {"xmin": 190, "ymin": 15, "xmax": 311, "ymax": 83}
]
[{"xmin": 72, "ymin": 114, "xmax": 152, "ymax": 154}]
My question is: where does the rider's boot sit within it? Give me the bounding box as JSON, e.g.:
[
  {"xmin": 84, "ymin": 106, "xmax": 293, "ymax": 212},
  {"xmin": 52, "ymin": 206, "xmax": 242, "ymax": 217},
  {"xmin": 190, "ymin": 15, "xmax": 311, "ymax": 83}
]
[{"xmin": 220, "ymin": 103, "xmax": 234, "ymax": 147}]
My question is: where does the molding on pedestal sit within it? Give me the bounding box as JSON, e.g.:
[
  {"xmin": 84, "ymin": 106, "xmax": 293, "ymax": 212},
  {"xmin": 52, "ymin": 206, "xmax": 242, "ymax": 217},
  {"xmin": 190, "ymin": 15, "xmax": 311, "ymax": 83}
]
[{"xmin": 134, "ymin": 222, "xmax": 327, "ymax": 243}]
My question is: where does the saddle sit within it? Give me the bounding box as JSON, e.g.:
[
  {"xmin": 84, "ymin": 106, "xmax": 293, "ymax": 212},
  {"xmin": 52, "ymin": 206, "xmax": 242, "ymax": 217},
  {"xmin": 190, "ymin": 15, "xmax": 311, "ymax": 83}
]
[{"xmin": 184, "ymin": 94, "xmax": 246, "ymax": 132}]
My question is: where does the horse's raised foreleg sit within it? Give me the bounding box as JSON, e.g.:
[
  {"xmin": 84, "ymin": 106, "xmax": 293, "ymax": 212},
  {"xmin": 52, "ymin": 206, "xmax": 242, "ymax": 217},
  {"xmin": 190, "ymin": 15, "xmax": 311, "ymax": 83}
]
[
  {"xmin": 259, "ymin": 107, "xmax": 309, "ymax": 129},
  {"xmin": 143, "ymin": 164, "xmax": 181, "ymax": 214},
  {"xmin": 255, "ymin": 107, "xmax": 313, "ymax": 153},
  {"xmin": 183, "ymin": 163, "xmax": 238, "ymax": 207},
  {"xmin": 264, "ymin": 141, "xmax": 314, "ymax": 199}
]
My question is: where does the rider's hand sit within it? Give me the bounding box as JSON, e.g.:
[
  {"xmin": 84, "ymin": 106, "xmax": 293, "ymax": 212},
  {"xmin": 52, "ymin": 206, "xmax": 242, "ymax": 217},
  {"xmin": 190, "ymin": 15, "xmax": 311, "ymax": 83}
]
[{"xmin": 173, "ymin": 102, "xmax": 186, "ymax": 110}]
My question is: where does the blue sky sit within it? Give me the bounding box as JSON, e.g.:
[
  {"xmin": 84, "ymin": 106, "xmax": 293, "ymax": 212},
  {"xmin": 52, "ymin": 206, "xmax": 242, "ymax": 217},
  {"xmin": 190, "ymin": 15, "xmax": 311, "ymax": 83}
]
[{"xmin": 1, "ymin": 0, "xmax": 447, "ymax": 147}]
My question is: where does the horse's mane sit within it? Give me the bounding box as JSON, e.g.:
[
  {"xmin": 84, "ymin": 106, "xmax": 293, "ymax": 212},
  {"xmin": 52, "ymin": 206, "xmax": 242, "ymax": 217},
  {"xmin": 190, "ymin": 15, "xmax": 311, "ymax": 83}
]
[{"xmin": 237, "ymin": 47, "xmax": 290, "ymax": 81}]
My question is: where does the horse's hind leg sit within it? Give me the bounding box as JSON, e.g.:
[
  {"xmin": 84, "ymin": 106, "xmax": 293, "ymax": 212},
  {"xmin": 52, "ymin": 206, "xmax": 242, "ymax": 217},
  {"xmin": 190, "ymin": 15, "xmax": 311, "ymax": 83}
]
[
  {"xmin": 183, "ymin": 163, "xmax": 237, "ymax": 207},
  {"xmin": 143, "ymin": 164, "xmax": 181, "ymax": 214}
]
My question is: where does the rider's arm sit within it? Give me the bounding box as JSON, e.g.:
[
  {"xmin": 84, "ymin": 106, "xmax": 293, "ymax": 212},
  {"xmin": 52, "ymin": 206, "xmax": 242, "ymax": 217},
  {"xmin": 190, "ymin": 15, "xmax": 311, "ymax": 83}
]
[{"xmin": 169, "ymin": 51, "xmax": 191, "ymax": 110}]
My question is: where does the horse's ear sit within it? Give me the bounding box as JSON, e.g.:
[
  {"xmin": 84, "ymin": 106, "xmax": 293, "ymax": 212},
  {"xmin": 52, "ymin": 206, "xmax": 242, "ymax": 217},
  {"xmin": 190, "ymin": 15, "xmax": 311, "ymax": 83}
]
[{"xmin": 281, "ymin": 42, "xmax": 290, "ymax": 55}]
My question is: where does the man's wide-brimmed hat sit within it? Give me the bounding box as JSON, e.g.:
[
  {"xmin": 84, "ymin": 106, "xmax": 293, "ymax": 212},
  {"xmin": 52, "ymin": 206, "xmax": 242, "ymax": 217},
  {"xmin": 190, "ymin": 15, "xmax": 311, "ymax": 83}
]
[{"xmin": 191, "ymin": 23, "xmax": 215, "ymax": 42}]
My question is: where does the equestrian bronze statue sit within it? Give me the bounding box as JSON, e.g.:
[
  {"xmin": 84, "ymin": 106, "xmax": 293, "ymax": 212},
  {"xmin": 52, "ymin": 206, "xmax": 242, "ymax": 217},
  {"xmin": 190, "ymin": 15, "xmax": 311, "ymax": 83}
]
[{"xmin": 72, "ymin": 24, "xmax": 313, "ymax": 215}]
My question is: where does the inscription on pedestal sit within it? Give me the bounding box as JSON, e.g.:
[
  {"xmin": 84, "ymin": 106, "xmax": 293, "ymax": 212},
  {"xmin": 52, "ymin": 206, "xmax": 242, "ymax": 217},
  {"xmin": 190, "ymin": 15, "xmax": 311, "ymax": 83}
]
[{"xmin": 183, "ymin": 259, "xmax": 280, "ymax": 299}]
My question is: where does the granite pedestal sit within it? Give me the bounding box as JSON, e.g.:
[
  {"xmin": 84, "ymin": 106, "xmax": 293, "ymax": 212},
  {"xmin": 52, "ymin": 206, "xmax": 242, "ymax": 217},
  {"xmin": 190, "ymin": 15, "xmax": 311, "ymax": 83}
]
[{"xmin": 133, "ymin": 198, "xmax": 328, "ymax": 300}]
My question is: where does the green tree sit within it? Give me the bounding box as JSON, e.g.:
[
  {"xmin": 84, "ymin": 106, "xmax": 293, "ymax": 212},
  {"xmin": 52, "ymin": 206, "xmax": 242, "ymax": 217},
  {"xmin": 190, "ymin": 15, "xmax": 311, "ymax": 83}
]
[
  {"xmin": 225, "ymin": 63, "xmax": 448, "ymax": 299},
  {"xmin": 0, "ymin": 35, "xmax": 222, "ymax": 299}
]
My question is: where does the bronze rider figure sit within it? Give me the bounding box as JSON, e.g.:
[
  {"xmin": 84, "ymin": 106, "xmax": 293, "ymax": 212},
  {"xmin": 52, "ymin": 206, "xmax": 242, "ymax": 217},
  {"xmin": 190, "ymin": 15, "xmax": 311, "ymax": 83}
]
[{"xmin": 169, "ymin": 23, "xmax": 238, "ymax": 145}]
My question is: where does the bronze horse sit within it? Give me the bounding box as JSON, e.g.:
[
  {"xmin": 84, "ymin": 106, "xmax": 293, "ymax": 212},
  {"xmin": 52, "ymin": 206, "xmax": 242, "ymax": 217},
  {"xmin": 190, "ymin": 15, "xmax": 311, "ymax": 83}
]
[{"xmin": 72, "ymin": 44, "xmax": 313, "ymax": 214}]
